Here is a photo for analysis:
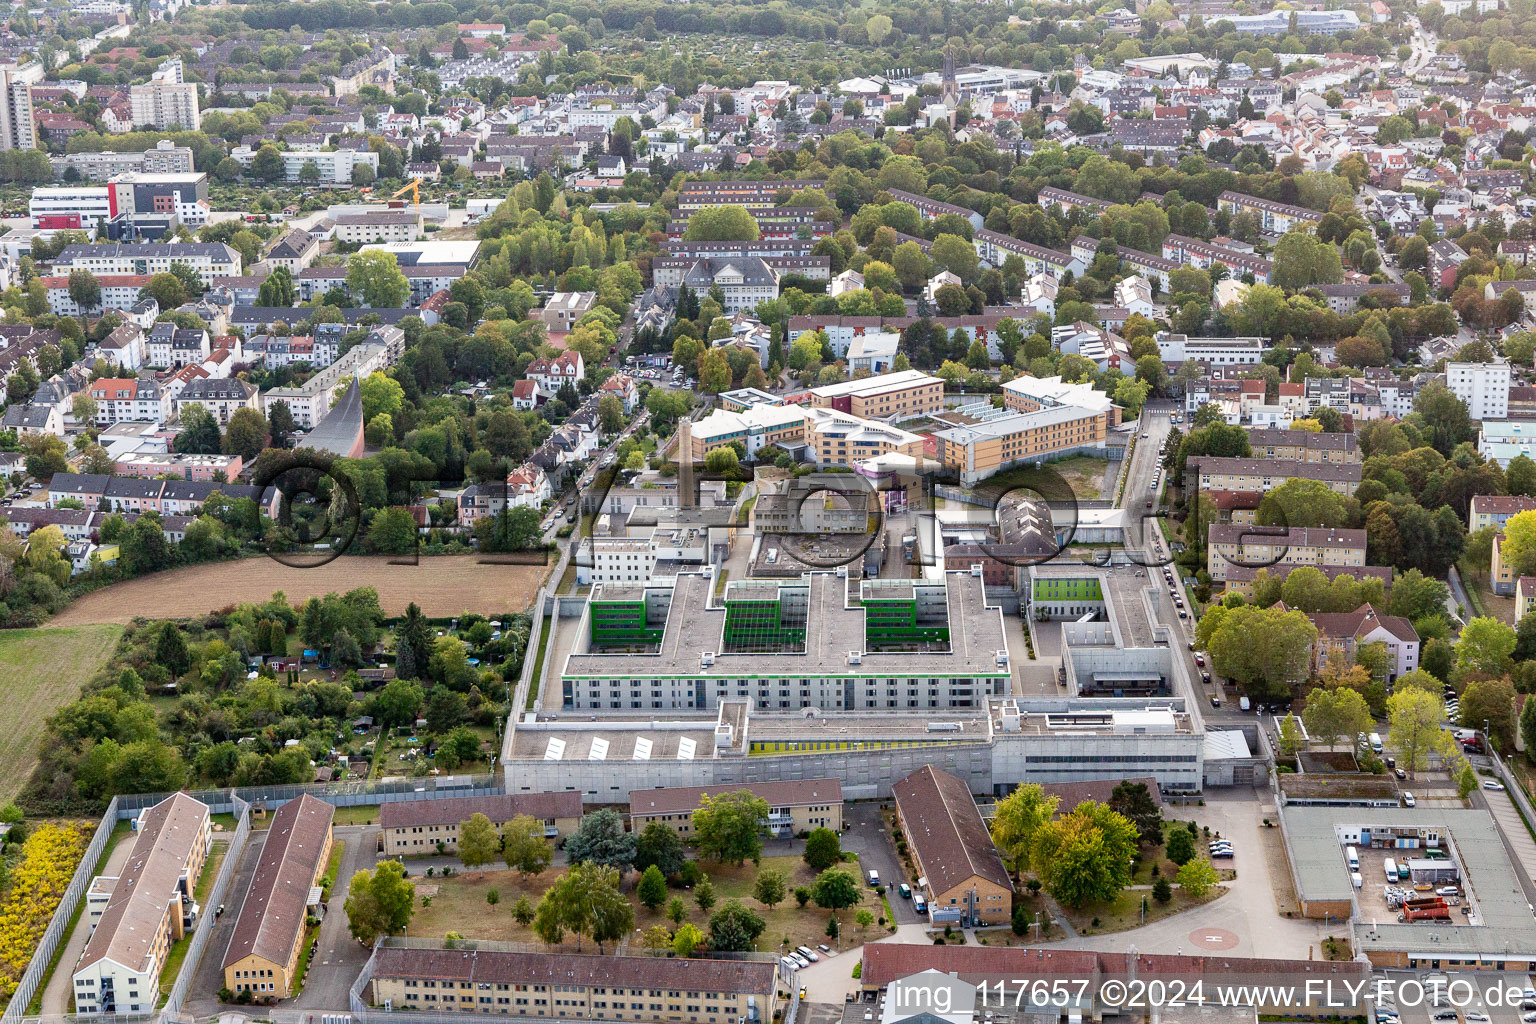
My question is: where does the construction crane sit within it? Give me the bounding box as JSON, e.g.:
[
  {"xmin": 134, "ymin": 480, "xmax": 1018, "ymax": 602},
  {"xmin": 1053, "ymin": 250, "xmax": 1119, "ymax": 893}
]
[{"xmin": 391, "ymin": 177, "xmax": 423, "ymax": 207}]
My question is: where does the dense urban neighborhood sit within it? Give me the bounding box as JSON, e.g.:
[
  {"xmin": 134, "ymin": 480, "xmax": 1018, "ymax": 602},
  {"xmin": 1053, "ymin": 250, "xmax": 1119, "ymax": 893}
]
[{"xmin": 11, "ymin": 1, "xmax": 1536, "ymax": 1024}]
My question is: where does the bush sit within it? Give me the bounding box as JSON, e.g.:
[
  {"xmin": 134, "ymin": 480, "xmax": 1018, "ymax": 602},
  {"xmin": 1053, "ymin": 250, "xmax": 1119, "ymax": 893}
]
[{"xmin": 0, "ymin": 823, "xmax": 89, "ymax": 998}]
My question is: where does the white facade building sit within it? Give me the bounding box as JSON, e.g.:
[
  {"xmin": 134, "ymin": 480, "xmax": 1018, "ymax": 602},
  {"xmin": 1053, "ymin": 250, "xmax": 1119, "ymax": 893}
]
[{"xmin": 1446, "ymin": 360, "xmax": 1510, "ymax": 421}]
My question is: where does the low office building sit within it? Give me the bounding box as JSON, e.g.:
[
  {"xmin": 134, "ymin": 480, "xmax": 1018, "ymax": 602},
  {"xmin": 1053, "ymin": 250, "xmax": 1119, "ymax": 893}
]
[
  {"xmin": 1192, "ymin": 456, "xmax": 1361, "ymax": 496},
  {"xmin": 563, "ymin": 570, "xmax": 1011, "ymax": 713},
  {"xmin": 366, "ymin": 946, "xmax": 776, "ymax": 1024},
  {"xmin": 629, "ymin": 779, "xmax": 843, "ymax": 837},
  {"xmin": 73, "ymin": 793, "xmax": 211, "ymax": 1016},
  {"xmin": 222, "ymin": 794, "xmax": 334, "ymax": 1000},
  {"xmin": 1206, "ymin": 524, "xmax": 1367, "ymax": 582},
  {"xmin": 892, "ymin": 765, "xmax": 1011, "ymax": 926},
  {"xmin": 1154, "ymin": 331, "xmax": 1265, "ymax": 366},
  {"xmin": 806, "ymin": 369, "xmax": 944, "ymax": 420},
  {"xmin": 378, "ymin": 792, "xmax": 583, "ymax": 855}
]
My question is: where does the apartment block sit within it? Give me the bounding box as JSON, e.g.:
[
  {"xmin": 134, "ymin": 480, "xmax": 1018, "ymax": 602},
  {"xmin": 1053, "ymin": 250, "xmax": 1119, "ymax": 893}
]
[
  {"xmin": 1206, "ymin": 524, "xmax": 1367, "ymax": 582},
  {"xmin": 1244, "ymin": 427, "xmax": 1361, "ymax": 464},
  {"xmin": 1446, "ymin": 360, "xmax": 1511, "ymax": 421},
  {"xmin": 1192, "ymin": 456, "xmax": 1361, "ymax": 496},
  {"xmin": 1469, "ymin": 494, "xmax": 1536, "ymax": 534}
]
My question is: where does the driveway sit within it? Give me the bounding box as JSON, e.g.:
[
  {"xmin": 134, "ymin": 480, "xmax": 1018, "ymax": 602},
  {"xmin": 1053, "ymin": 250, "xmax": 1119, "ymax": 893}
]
[
  {"xmin": 184, "ymin": 830, "xmax": 268, "ymax": 1016},
  {"xmin": 40, "ymin": 835, "xmax": 137, "ymax": 1014},
  {"xmin": 1064, "ymin": 791, "xmax": 1334, "ymax": 960},
  {"xmin": 840, "ymin": 803, "xmax": 923, "ymax": 926},
  {"xmin": 294, "ymin": 825, "xmax": 383, "ymax": 1011}
]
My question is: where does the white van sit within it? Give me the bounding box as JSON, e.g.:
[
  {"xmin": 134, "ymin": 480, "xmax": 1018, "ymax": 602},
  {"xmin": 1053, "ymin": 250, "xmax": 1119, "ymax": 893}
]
[
  {"xmin": 1346, "ymin": 845, "xmax": 1360, "ymax": 870},
  {"xmin": 867, "ymin": 869, "xmax": 880, "ymax": 886},
  {"xmin": 1369, "ymin": 732, "xmax": 1383, "ymax": 753},
  {"xmin": 1384, "ymin": 857, "xmax": 1398, "ymax": 882},
  {"xmin": 1351, "ymin": 871, "xmax": 1364, "ymax": 889}
]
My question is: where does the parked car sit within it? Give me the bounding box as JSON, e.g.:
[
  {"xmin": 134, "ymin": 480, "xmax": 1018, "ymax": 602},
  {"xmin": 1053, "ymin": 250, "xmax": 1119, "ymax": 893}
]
[
  {"xmin": 1484, "ymin": 781, "xmax": 1506, "ymax": 791},
  {"xmin": 796, "ymin": 946, "xmax": 820, "ymax": 963},
  {"xmin": 897, "ymin": 883, "xmax": 911, "ymax": 899}
]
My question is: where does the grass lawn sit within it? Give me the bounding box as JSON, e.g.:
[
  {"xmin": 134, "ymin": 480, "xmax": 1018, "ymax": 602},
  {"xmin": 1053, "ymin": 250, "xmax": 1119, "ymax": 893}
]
[
  {"xmin": 0, "ymin": 625, "xmax": 122, "ymax": 805},
  {"xmin": 332, "ymin": 805, "xmax": 381, "ymax": 826},
  {"xmin": 26, "ymin": 819, "xmax": 131, "ymax": 1015},
  {"xmin": 1060, "ymin": 884, "xmax": 1227, "ymax": 936},
  {"xmin": 984, "ymin": 458, "xmax": 1107, "ymax": 501},
  {"xmin": 409, "ymin": 855, "xmax": 886, "ymax": 955},
  {"xmin": 158, "ymin": 840, "xmax": 229, "ymax": 1003},
  {"xmin": 321, "ymin": 839, "xmax": 348, "ymax": 900},
  {"xmin": 524, "ymin": 613, "xmax": 553, "ymax": 711},
  {"xmin": 289, "ymin": 923, "xmax": 321, "ymax": 994}
]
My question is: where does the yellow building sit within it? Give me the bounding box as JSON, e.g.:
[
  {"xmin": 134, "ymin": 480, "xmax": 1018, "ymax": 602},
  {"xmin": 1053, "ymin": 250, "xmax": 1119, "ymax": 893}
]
[
  {"xmin": 1245, "ymin": 427, "xmax": 1361, "ymax": 464},
  {"xmin": 222, "ymin": 794, "xmax": 334, "ymax": 999},
  {"xmin": 1193, "ymin": 456, "xmax": 1361, "ymax": 496},
  {"xmin": 808, "ymin": 369, "xmax": 945, "ymax": 419},
  {"xmin": 1206, "ymin": 524, "xmax": 1367, "ymax": 583},
  {"xmin": 934, "ymin": 374, "xmax": 1117, "ymax": 485},
  {"xmin": 1518, "ymin": 576, "xmax": 1536, "ymax": 621},
  {"xmin": 685, "ymin": 404, "xmax": 806, "ymax": 462},
  {"xmin": 629, "ymin": 779, "xmax": 843, "ymax": 838},
  {"xmin": 892, "ymin": 765, "xmax": 1012, "ymax": 928},
  {"xmin": 378, "ymin": 792, "xmax": 583, "ymax": 856},
  {"xmin": 369, "ymin": 946, "xmax": 778, "ymax": 1024},
  {"xmin": 802, "ymin": 406, "xmax": 925, "ymax": 467},
  {"xmin": 1493, "ymin": 532, "xmax": 1517, "ymax": 596}
]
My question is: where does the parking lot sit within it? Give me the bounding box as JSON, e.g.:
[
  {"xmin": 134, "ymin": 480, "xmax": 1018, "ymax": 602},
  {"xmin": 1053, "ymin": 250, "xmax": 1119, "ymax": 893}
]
[{"xmin": 1375, "ymin": 972, "xmax": 1536, "ymax": 1024}]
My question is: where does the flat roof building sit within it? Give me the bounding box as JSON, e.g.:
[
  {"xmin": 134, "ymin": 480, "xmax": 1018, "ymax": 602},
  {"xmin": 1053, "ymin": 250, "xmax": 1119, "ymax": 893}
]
[{"xmin": 562, "ymin": 570, "xmax": 1012, "ymax": 713}]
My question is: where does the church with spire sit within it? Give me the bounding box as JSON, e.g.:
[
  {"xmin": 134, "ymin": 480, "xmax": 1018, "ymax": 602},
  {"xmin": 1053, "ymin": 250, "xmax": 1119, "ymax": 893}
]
[{"xmin": 941, "ymin": 42, "xmax": 959, "ymax": 108}]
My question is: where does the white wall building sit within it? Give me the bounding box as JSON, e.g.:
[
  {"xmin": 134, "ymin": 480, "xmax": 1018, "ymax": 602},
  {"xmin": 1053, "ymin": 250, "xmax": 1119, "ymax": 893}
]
[{"xmin": 1446, "ymin": 360, "xmax": 1510, "ymax": 421}]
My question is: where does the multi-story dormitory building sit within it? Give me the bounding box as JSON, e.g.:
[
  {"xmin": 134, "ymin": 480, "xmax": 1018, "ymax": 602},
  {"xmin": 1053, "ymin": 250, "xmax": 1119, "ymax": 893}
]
[
  {"xmin": 1161, "ymin": 233, "xmax": 1274, "ymax": 284},
  {"xmin": 73, "ymin": 794, "xmax": 211, "ymax": 1016},
  {"xmin": 563, "ymin": 570, "xmax": 1012, "ymax": 713}
]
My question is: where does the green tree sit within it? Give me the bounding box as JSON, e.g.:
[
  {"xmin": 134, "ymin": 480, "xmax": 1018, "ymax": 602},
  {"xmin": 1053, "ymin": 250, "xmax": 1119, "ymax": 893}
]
[
  {"xmin": 252, "ymin": 144, "xmax": 285, "ymax": 182},
  {"xmin": 810, "ymin": 867, "xmax": 860, "ymax": 918},
  {"xmin": 458, "ymin": 812, "xmax": 501, "ymax": 867},
  {"xmin": 708, "ymin": 899, "xmax": 766, "ymax": 951},
  {"xmin": 222, "ymin": 406, "xmax": 270, "ymax": 462},
  {"xmin": 512, "ymin": 894, "xmax": 535, "ymax": 925},
  {"xmin": 672, "ymin": 922, "xmax": 705, "ymax": 955},
  {"xmin": 1302, "ymin": 686, "xmax": 1373, "ymax": 751},
  {"xmin": 989, "ymin": 783, "xmax": 1058, "ymax": 878},
  {"xmin": 1176, "ymin": 858, "xmax": 1219, "ymax": 898},
  {"xmin": 502, "ymin": 814, "xmax": 554, "ymax": 878},
  {"xmin": 1165, "ymin": 827, "xmax": 1195, "ymax": 866},
  {"xmin": 344, "ymin": 860, "xmax": 415, "ymax": 945},
  {"xmin": 532, "ymin": 862, "xmax": 633, "ymax": 951},
  {"xmin": 1387, "ymin": 688, "xmax": 1452, "ymax": 777},
  {"xmin": 367, "ymin": 507, "xmax": 418, "ymax": 555},
  {"xmin": 1152, "ymin": 877, "xmax": 1173, "ymax": 903},
  {"xmin": 683, "ymin": 205, "xmax": 761, "ymax": 241},
  {"xmin": 803, "ymin": 827, "xmax": 842, "ymax": 871},
  {"xmin": 1108, "ymin": 781, "xmax": 1162, "ymax": 846},
  {"xmin": 694, "ymin": 879, "xmax": 717, "ymax": 913},
  {"xmin": 638, "ymin": 864, "xmax": 668, "ymax": 910},
  {"xmin": 176, "ymin": 404, "xmax": 222, "ymax": 455},
  {"xmin": 1030, "ymin": 801, "xmax": 1139, "ymax": 908},
  {"xmin": 691, "ymin": 790, "xmax": 768, "ymax": 865},
  {"xmin": 1457, "ymin": 616, "xmax": 1516, "ymax": 677},
  {"xmin": 1271, "ymin": 231, "xmax": 1344, "ymax": 290},
  {"xmin": 635, "ymin": 821, "xmax": 688, "ymax": 877},
  {"xmin": 753, "ymin": 867, "xmax": 788, "ymax": 909},
  {"xmin": 1459, "ymin": 677, "xmax": 1516, "ymax": 749},
  {"xmin": 346, "ymin": 249, "xmax": 410, "ymax": 308},
  {"xmin": 67, "ymin": 268, "xmax": 100, "ymax": 315},
  {"xmin": 565, "ymin": 809, "xmax": 635, "ymax": 871},
  {"xmin": 156, "ymin": 621, "xmax": 191, "ymax": 677}
]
